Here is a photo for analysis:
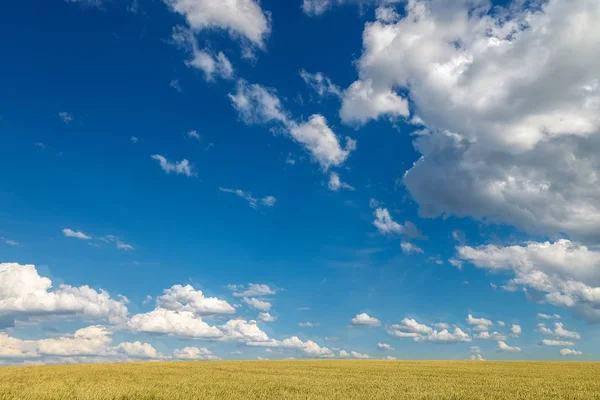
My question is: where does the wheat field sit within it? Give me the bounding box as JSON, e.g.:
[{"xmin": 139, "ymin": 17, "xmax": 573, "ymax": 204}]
[{"xmin": 1, "ymin": 360, "xmax": 599, "ymax": 399}]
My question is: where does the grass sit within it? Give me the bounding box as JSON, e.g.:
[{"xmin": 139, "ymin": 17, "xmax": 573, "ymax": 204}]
[{"xmin": 1, "ymin": 360, "xmax": 599, "ymax": 399}]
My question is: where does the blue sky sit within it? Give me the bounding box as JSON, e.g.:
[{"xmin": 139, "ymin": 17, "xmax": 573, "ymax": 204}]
[{"xmin": 1, "ymin": 0, "xmax": 599, "ymax": 363}]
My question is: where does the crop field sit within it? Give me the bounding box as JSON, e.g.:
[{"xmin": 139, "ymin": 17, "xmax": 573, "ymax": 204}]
[{"xmin": 1, "ymin": 360, "xmax": 599, "ymax": 399}]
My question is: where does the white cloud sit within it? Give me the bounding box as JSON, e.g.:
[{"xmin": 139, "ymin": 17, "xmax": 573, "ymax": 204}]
[
  {"xmin": 219, "ymin": 188, "xmax": 276, "ymax": 209},
  {"xmin": 510, "ymin": 325, "xmax": 522, "ymax": 336},
  {"xmin": 373, "ymin": 208, "xmax": 403, "ymax": 235},
  {"xmin": 466, "ymin": 314, "xmax": 493, "ymax": 332},
  {"xmin": 229, "ymin": 284, "xmax": 277, "ymax": 298},
  {"xmin": 351, "ymin": 313, "xmax": 381, "ymax": 327},
  {"xmin": 218, "ymin": 319, "xmax": 270, "ymax": 343},
  {"xmin": 242, "ymin": 297, "xmax": 272, "ymax": 312},
  {"xmin": 388, "ymin": 318, "xmax": 471, "ymax": 343},
  {"xmin": 339, "ymin": 350, "xmax": 350, "ymax": 358},
  {"xmin": 4, "ymin": 239, "xmax": 20, "ymax": 247},
  {"xmin": 164, "ymin": 0, "xmax": 271, "ymax": 49},
  {"xmin": 298, "ymin": 322, "xmax": 319, "ymax": 328},
  {"xmin": 0, "ymin": 325, "xmax": 166, "ymax": 363},
  {"xmin": 172, "ymin": 346, "xmax": 217, "ymax": 360},
  {"xmin": 401, "ymin": 241, "xmax": 423, "ymax": 254},
  {"xmin": 340, "ymin": 79, "xmax": 409, "ymax": 125},
  {"xmin": 229, "ymin": 80, "xmax": 355, "ymax": 170},
  {"xmin": 156, "ymin": 284, "xmax": 235, "ymax": 315},
  {"xmin": 127, "ymin": 309, "xmax": 223, "ymax": 339},
  {"xmin": 130, "ymin": 136, "xmax": 138, "ymax": 143},
  {"xmin": 497, "ymin": 321, "xmax": 505, "ymax": 327},
  {"xmin": 187, "ymin": 130, "xmax": 201, "ymax": 141},
  {"xmin": 62, "ymin": 228, "xmax": 91, "ymax": 240},
  {"xmin": 390, "ymin": 318, "xmax": 432, "ymax": 335},
  {"xmin": 377, "ymin": 343, "xmax": 393, "ymax": 351},
  {"xmin": 473, "ymin": 331, "xmax": 507, "ymax": 341},
  {"xmin": 497, "ymin": 341, "xmax": 521, "ymax": 353},
  {"xmin": 540, "ymin": 339, "xmax": 575, "ymax": 347},
  {"xmin": 350, "ymin": 351, "xmax": 370, "ymax": 359},
  {"xmin": 448, "ymin": 258, "xmax": 463, "ymax": 270},
  {"xmin": 58, "ymin": 112, "xmax": 73, "ymax": 124},
  {"xmin": 328, "ymin": 172, "xmax": 354, "ymax": 191},
  {"xmin": 560, "ymin": 348, "xmax": 583, "ymax": 356},
  {"xmin": 171, "ymin": 26, "xmax": 234, "ymax": 81},
  {"xmin": 414, "ymin": 328, "xmax": 471, "ymax": 343},
  {"xmin": 538, "ymin": 313, "xmax": 561, "ymax": 320},
  {"xmin": 300, "ymin": 70, "xmax": 341, "ymax": 99},
  {"xmin": 0, "ymin": 263, "xmax": 128, "ymax": 325},
  {"xmin": 258, "ymin": 312, "xmax": 276, "ymax": 322},
  {"xmin": 115, "ymin": 341, "xmax": 160, "ymax": 359},
  {"xmin": 302, "ymin": 0, "xmax": 402, "ymax": 17},
  {"xmin": 0, "ymin": 333, "xmax": 38, "ymax": 358},
  {"xmin": 288, "ymin": 115, "xmax": 355, "ymax": 171},
  {"xmin": 343, "ymin": 0, "xmax": 600, "ymax": 242},
  {"xmin": 170, "ymin": 79, "xmax": 183, "ymax": 92},
  {"xmin": 553, "ymin": 323, "xmax": 580, "ymax": 340},
  {"xmin": 458, "ymin": 240, "xmax": 600, "ymax": 322},
  {"xmin": 151, "ymin": 155, "xmax": 195, "ymax": 177},
  {"xmin": 469, "ymin": 345, "xmax": 485, "ymax": 361},
  {"xmin": 100, "ymin": 235, "xmax": 134, "ymax": 251}
]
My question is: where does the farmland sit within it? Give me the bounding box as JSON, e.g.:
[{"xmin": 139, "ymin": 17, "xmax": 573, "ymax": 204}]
[{"xmin": 1, "ymin": 360, "xmax": 599, "ymax": 399}]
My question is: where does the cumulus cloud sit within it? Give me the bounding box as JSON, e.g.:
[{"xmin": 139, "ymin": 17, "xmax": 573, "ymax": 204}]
[
  {"xmin": 242, "ymin": 297, "xmax": 272, "ymax": 312},
  {"xmin": 560, "ymin": 348, "xmax": 583, "ymax": 356},
  {"xmin": 164, "ymin": 0, "xmax": 271, "ymax": 49},
  {"xmin": 473, "ymin": 331, "xmax": 507, "ymax": 341},
  {"xmin": 156, "ymin": 284, "xmax": 235, "ymax": 315},
  {"xmin": 497, "ymin": 341, "xmax": 521, "ymax": 353},
  {"xmin": 172, "ymin": 346, "xmax": 217, "ymax": 360},
  {"xmin": 229, "ymin": 80, "xmax": 355, "ymax": 170},
  {"xmin": 0, "ymin": 325, "xmax": 162, "ymax": 363},
  {"xmin": 171, "ymin": 26, "xmax": 233, "ymax": 81},
  {"xmin": 151, "ymin": 155, "xmax": 195, "ymax": 177},
  {"xmin": 458, "ymin": 240, "xmax": 600, "ymax": 322},
  {"xmin": 127, "ymin": 309, "xmax": 223, "ymax": 339},
  {"xmin": 62, "ymin": 228, "xmax": 91, "ymax": 240},
  {"xmin": 219, "ymin": 188, "xmax": 276, "ymax": 209},
  {"xmin": 0, "ymin": 263, "xmax": 128, "ymax": 325},
  {"xmin": 342, "ymin": 0, "xmax": 600, "ymax": 242},
  {"xmin": 340, "ymin": 79, "xmax": 409, "ymax": 125},
  {"xmin": 540, "ymin": 339, "xmax": 575, "ymax": 347},
  {"xmin": 229, "ymin": 284, "xmax": 277, "ymax": 298},
  {"xmin": 377, "ymin": 343, "xmax": 393, "ymax": 351},
  {"xmin": 388, "ymin": 318, "xmax": 470, "ymax": 343},
  {"xmin": 466, "ymin": 314, "xmax": 493, "ymax": 332},
  {"xmin": 258, "ymin": 312, "xmax": 276, "ymax": 322},
  {"xmin": 510, "ymin": 324, "xmax": 522, "ymax": 336},
  {"xmin": 351, "ymin": 313, "xmax": 381, "ymax": 327},
  {"xmin": 538, "ymin": 313, "xmax": 561, "ymax": 320}
]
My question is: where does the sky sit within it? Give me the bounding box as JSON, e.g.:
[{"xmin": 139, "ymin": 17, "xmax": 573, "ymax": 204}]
[{"xmin": 1, "ymin": 0, "xmax": 599, "ymax": 364}]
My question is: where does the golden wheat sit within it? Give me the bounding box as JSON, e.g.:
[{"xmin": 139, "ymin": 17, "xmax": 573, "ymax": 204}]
[{"xmin": 1, "ymin": 360, "xmax": 599, "ymax": 399}]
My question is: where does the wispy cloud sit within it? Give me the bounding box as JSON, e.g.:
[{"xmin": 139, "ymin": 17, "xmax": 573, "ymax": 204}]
[
  {"xmin": 58, "ymin": 112, "xmax": 73, "ymax": 124},
  {"xmin": 219, "ymin": 188, "xmax": 276, "ymax": 209},
  {"xmin": 151, "ymin": 155, "xmax": 196, "ymax": 177},
  {"xmin": 62, "ymin": 228, "xmax": 91, "ymax": 240}
]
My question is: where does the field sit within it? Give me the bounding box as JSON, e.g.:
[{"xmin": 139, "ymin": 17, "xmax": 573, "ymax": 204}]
[{"xmin": 1, "ymin": 360, "xmax": 599, "ymax": 399}]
